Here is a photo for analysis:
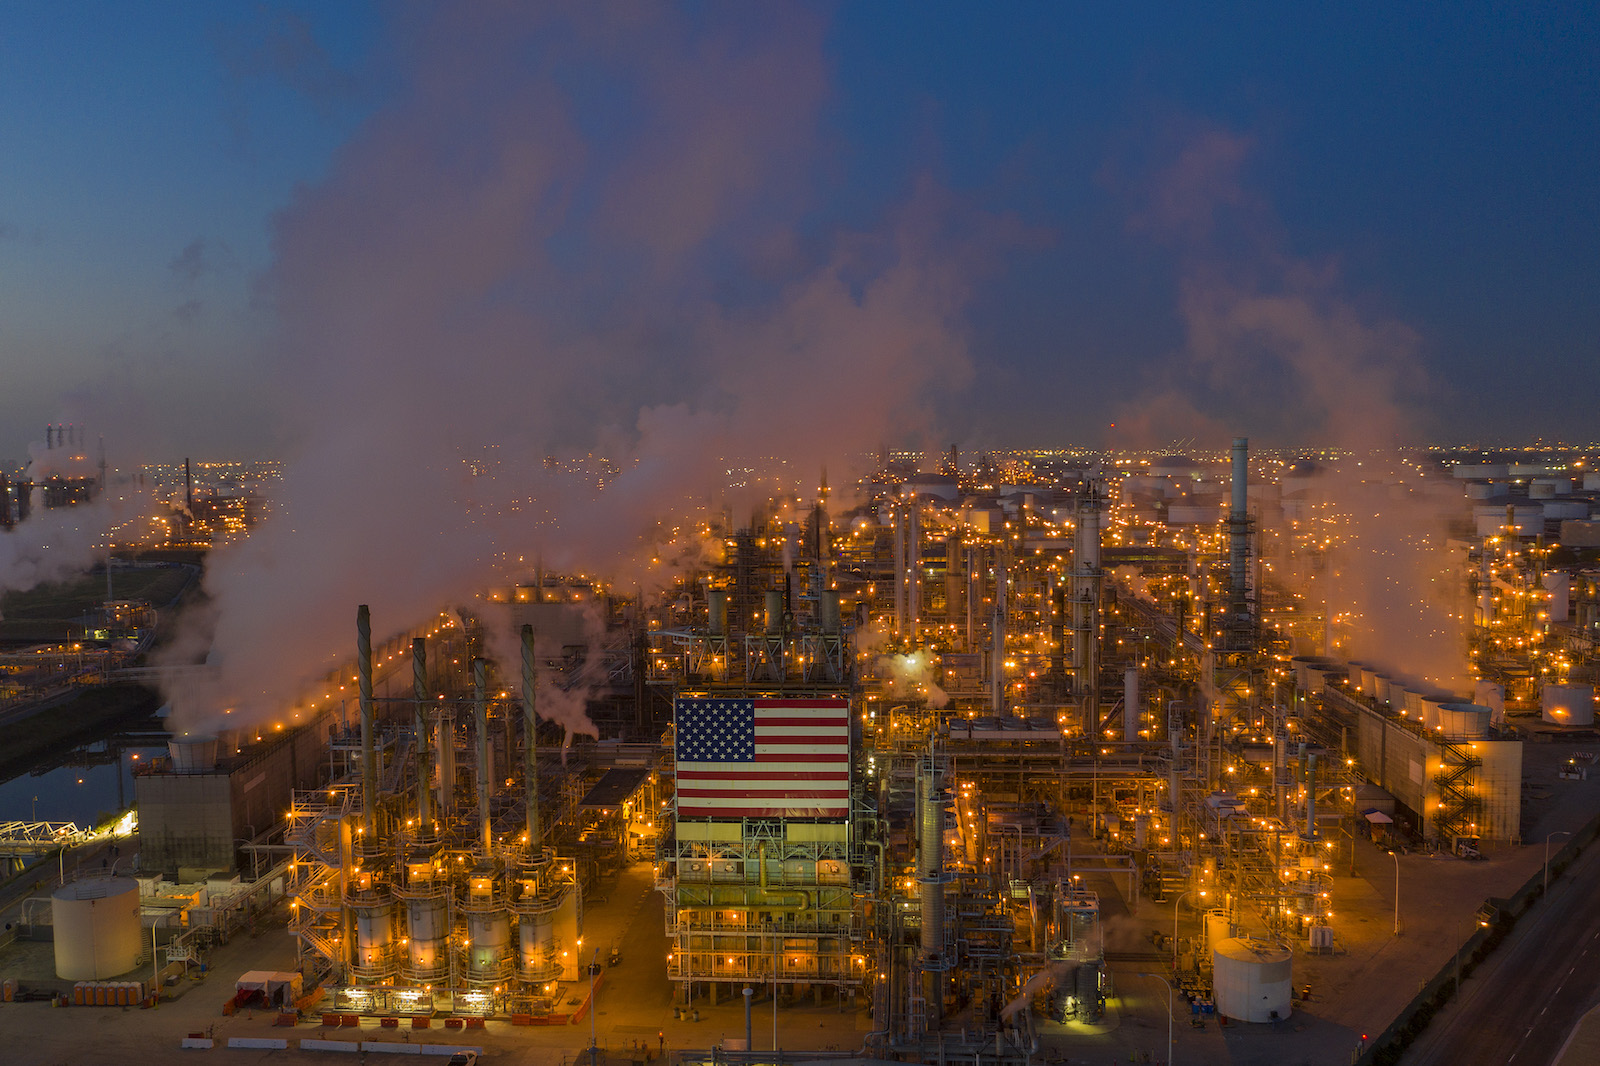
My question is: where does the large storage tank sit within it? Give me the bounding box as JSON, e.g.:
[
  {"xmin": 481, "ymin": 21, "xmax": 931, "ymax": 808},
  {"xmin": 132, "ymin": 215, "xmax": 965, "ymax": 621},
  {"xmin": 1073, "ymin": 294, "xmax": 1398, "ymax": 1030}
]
[
  {"xmin": 52, "ymin": 878, "xmax": 142, "ymax": 980},
  {"xmin": 1542, "ymin": 685, "xmax": 1596, "ymax": 726},
  {"xmin": 1212, "ymin": 938, "xmax": 1293, "ymax": 1023}
]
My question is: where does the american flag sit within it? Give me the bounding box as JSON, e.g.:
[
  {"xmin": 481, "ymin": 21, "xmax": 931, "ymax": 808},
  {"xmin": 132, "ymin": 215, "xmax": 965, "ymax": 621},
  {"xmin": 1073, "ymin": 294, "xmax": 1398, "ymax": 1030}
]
[{"xmin": 674, "ymin": 696, "xmax": 851, "ymax": 819}]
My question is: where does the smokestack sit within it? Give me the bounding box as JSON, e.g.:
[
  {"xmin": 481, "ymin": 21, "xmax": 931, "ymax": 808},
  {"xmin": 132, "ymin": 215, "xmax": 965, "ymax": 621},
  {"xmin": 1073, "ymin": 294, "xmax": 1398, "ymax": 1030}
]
[
  {"xmin": 357, "ymin": 606, "xmax": 378, "ymax": 836},
  {"xmin": 473, "ymin": 657, "xmax": 492, "ymax": 855},
  {"xmin": 1228, "ymin": 436, "xmax": 1250, "ymax": 625},
  {"xmin": 521, "ymin": 624, "xmax": 541, "ymax": 849},
  {"xmin": 184, "ymin": 457, "xmax": 193, "ymax": 515},
  {"xmin": 707, "ymin": 588, "xmax": 728, "ymax": 636},
  {"xmin": 413, "ymin": 637, "xmax": 432, "ymax": 829}
]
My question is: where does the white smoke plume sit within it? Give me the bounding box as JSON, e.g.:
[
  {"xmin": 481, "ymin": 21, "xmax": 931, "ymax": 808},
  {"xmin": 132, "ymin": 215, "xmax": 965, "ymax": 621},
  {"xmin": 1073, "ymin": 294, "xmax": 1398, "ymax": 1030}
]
[
  {"xmin": 1112, "ymin": 120, "xmax": 1467, "ymax": 687},
  {"xmin": 162, "ymin": 6, "xmax": 999, "ymax": 731},
  {"xmin": 0, "ymin": 504, "xmax": 112, "ymax": 604}
]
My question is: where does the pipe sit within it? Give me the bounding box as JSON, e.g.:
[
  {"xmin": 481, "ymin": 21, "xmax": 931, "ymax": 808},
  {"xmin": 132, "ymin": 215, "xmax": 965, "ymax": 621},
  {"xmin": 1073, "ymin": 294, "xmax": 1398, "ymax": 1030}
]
[
  {"xmin": 413, "ymin": 638, "xmax": 432, "ymax": 829},
  {"xmin": 474, "ymin": 657, "xmax": 492, "ymax": 856},
  {"xmin": 521, "ymin": 624, "xmax": 541, "ymax": 850},
  {"xmin": 357, "ymin": 606, "xmax": 377, "ymax": 837},
  {"xmin": 759, "ymin": 841, "xmax": 768, "ymax": 890}
]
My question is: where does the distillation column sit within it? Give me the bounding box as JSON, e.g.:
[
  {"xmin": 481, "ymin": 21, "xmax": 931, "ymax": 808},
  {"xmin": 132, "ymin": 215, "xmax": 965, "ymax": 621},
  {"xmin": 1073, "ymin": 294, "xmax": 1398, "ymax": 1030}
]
[
  {"xmin": 1073, "ymin": 491, "xmax": 1102, "ymax": 732},
  {"xmin": 413, "ymin": 638, "xmax": 433, "ymax": 830},
  {"xmin": 357, "ymin": 605, "xmax": 378, "ymax": 837},
  {"xmin": 474, "ymin": 657, "xmax": 492, "ymax": 855},
  {"xmin": 919, "ymin": 761, "xmax": 947, "ymax": 1024},
  {"xmin": 1228, "ymin": 436, "xmax": 1251, "ymax": 629}
]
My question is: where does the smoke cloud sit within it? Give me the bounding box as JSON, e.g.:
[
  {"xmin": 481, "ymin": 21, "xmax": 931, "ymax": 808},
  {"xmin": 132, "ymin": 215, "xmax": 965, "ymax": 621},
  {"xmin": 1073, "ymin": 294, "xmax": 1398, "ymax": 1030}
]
[
  {"xmin": 1115, "ymin": 120, "xmax": 1466, "ymax": 686},
  {"xmin": 162, "ymin": 6, "xmax": 997, "ymax": 730}
]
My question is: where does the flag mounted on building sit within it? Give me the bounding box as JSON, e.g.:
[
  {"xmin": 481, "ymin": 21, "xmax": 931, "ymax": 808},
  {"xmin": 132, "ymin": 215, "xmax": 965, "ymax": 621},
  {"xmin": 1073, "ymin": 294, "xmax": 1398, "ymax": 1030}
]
[{"xmin": 673, "ymin": 696, "xmax": 851, "ymax": 820}]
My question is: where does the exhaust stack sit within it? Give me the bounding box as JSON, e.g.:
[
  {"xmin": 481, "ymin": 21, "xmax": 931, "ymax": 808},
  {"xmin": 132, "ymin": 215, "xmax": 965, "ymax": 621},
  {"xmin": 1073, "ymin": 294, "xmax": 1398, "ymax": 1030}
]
[
  {"xmin": 413, "ymin": 638, "xmax": 432, "ymax": 829},
  {"xmin": 357, "ymin": 606, "xmax": 377, "ymax": 836},
  {"xmin": 521, "ymin": 625, "xmax": 541, "ymax": 849},
  {"xmin": 473, "ymin": 657, "xmax": 492, "ymax": 855}
]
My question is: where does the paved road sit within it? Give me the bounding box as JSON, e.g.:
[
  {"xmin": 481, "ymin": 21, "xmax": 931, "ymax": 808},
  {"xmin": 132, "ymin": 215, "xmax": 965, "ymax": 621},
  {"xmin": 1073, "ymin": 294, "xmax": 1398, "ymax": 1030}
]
[{"xmin": 1404, "ymin": 835, "xmax": 1600, "ymax": 1066}]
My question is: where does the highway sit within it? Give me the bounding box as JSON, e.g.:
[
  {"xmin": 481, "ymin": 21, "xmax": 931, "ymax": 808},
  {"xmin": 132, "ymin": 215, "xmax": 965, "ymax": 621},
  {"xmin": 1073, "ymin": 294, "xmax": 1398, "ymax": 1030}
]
[{"xmin": 1403, "ymin": 832, "xmax": 1600, "ymax": 1066}]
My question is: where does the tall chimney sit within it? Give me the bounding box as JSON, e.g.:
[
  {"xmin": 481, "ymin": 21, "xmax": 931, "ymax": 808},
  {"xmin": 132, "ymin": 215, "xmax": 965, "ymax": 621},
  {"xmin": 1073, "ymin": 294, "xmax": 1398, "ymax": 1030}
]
[
  {"xmin": 357, "ymin": 606, "xmax": 378, "ymax": 836},
  {"xmin": 521, "ymin": 625, "xmax": 541, "ymax": 850},
  {"xmin": 1228, "ymin": 436, "xmax": 1250, "ymax": 625},
  {"xmin": 473, "ymin": 657, "xmax": 492, "ymax": 855},
  {"xmin": 413, "ymin": 638, "xmax": 432, "ymax": 828}
]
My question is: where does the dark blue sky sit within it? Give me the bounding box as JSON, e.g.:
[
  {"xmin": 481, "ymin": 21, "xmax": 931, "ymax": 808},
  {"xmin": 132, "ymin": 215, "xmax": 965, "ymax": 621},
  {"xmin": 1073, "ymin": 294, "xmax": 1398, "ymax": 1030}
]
[{"xmin": 0, "ymin": 3, "xmax": 1594, "ymax": 461}]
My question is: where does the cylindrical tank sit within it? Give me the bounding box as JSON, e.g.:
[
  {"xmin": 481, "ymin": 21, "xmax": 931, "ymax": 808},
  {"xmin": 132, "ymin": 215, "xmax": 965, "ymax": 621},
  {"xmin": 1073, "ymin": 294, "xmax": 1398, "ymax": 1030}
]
[
  {"xmin": 52, "ymin": 878, "xmax": 142, "ymax": 980},
  {"xmin": 1543, "ymin": 572, "xmax": 1572, "ymax": 621},
  {"xmin": 1360, "ymin": 667, "xmax": 1379, "ymax": 698},
  {"xmin": 765, "ymin": 590, "xmax": 784, "ymax": 634},
  {"xmin": 1465, "ymin": 481, "xmax": 1496, "ymax": 499},
  {"xmin": 1205, "ymin": 909, "xmax": 1234, "ymax": 947},
  {"xmin": 1542, "ymin": 685, "xmax": 1596, "ymax": 726},
  {"xmin": 518, "ymin": 911, "xmax": 556, "ymax": 978},
  {"xmin": 707, "ymin": 589, "xmax": 728, "ymax": 635},
  {"xmin": 405, "ymin": 896, "xmax": 449, "ymax": 978},
  {"xmin": 1541, "ymin": 500, "xmax": 1588, "ymax": 519},
  {"xmin": 820, "ymin": 590, "xmax": 841, "ymax": 633},
  {"xmin": 354, "ymin": 902, "xmax": 394, "ymax": 977},
  {"xmin": 1373, "ymin": 675, "xmax": 1397, "ymax": 707},
  {"xmin": 166, "ymin": 735, "xmax": 218, "ymax": 773},
  {"xmin": 465, "ymin": 910, "xmax": 511, "ymax": 982},
  {"xmin": 1212, "ymin": 938, "xmax": 1293, "ymax": 1023}
]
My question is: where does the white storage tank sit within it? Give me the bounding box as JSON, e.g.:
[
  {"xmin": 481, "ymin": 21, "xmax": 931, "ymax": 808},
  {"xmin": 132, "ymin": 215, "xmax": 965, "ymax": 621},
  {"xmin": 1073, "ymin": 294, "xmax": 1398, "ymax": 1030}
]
[
  {"xmin": 1542, "ymin": 573, "xmax": 1571, "ymax": 621},
  {"xmin": 1205, "ymin": 909, "xmax": 1235, "ymax": 947},
  {"xmin": 52, "ymin": 877, "xmax": 142, "ymax": 980},
  {"xmin": 1213, "ymin": 938, "xmax": 1293, "ymax": 1023},
  {"xmin": 1542, "ymin": 685, "xmax": 1596, "ymax": 726},
  {"xmin": 1474, "ymin": 506, "xmax": 1542, "ymax": 537},
  {"xmin": 1465, "ymin": 481, "xmax": 1496, "ymax": 499},
  {"xmin": 1541, "ymin": 500, "xmax": 1588, "ymax": 520}
]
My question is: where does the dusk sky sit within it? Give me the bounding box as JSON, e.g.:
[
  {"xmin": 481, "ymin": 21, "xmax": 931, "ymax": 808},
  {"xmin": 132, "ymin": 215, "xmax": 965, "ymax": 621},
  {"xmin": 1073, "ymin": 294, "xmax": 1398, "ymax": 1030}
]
[{"xmin": 1, "ymin": 3, "xmax": 1595, "ymax": 464}]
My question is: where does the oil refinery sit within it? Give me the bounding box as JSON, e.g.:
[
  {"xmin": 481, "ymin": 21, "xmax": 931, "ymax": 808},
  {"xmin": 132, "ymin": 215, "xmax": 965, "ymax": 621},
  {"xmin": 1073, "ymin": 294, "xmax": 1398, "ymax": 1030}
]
[{"xmin": 5, "ymin": 440, "xmax": 1600, "ymax": 1066}]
